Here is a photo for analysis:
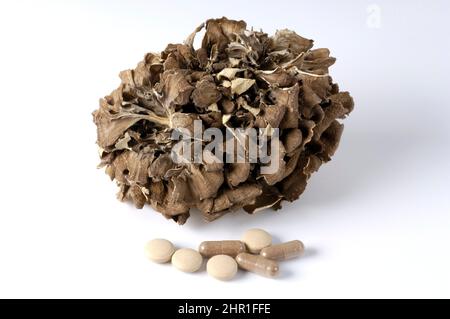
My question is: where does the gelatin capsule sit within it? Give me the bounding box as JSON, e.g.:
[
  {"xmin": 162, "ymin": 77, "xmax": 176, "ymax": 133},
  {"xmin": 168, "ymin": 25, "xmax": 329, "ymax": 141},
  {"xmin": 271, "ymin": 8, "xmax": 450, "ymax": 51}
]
[
  {"xmin": 260, "ymin": 240, "xmax": 304, "ymax": 260},
  {"xmin": 199, "ymin": 240, "xmax": 246, "ymax": 258},
  {"xmin": 235, "ymin": 253, "xmax": 279, "ymax": 278}
]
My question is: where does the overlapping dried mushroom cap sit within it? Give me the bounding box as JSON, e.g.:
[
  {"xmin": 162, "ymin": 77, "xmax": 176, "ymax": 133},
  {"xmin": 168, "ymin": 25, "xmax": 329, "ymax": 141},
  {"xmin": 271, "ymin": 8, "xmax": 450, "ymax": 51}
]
[{"xmin": 93, "ymin": 17, "xmax": 354, "ymax": 224}]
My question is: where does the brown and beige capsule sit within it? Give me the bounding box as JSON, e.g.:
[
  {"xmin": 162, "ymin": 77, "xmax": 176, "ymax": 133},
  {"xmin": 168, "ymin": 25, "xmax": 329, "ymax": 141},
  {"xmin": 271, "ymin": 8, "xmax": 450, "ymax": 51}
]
[
  {"xmin": 235, "ymin": 253, "xmax": 279, "ymax": 278},
  {"xmin": 260, "ymin": 240, "xmax": 305, "ymax": 261},
  {"xmin": 199, "ymin": 240, "xmax": 246, "ymax": 258}
]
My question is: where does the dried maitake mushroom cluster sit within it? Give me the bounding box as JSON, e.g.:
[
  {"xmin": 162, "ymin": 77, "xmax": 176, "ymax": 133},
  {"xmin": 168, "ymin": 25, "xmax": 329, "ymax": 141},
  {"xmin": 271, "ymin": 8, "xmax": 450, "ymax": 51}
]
[{"xmin": 93, "ymin": 17, "xmax": 354, "ymax": 224}]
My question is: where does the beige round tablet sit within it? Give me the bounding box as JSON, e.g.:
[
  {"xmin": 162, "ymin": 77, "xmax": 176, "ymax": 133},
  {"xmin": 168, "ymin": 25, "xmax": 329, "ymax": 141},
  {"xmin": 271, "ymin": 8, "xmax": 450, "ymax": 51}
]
[
  {"xmin": 242, "ymin": 228, "xmax": 272, "ymax": 253},
  {"xmin": 145, "ymin": 238, "xmax": 175, "ymax": 263},
  {"xmin": 171, "ymin": 248, "xmax": 203, "ymax": 273},
  {"xmin": 207, "ymin": 255, "xmax": 238, "ymax": 281}
]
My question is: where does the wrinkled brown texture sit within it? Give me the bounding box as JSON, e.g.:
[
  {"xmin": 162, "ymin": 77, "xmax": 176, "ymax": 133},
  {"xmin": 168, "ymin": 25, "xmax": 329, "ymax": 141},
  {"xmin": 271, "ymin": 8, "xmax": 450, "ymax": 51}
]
[{"xmin": 93, "ymin": 17, "xmax": 354, "ymax": 224}]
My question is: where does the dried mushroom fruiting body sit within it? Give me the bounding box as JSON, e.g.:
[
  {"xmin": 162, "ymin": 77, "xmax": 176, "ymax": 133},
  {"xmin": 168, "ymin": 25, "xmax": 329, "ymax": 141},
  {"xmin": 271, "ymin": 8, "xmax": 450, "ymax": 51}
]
[{"xmin": 92, "ymin": 17, "xmax": 354, "ymax": 224}]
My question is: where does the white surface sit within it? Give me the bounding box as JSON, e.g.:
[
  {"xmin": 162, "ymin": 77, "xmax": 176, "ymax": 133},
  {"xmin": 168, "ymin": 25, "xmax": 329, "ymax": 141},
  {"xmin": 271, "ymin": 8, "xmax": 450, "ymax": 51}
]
[{"xmin": 0, "ymin": 0, "xmax": 449, "ymax": 298}]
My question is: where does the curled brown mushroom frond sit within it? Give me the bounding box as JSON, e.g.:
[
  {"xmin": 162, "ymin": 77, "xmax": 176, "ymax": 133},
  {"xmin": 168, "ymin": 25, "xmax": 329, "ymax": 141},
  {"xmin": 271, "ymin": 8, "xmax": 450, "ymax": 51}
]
[{"xmin": 93, "ymin": 17, "xmax": 354, "ymax": 224}]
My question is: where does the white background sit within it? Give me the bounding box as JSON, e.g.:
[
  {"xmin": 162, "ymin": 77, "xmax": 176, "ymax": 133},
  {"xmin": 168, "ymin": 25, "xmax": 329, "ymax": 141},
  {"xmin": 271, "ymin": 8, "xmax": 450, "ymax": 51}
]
[{"xmin": 0, "ymin": 0, "xmax": 449, "ymax": 298}]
